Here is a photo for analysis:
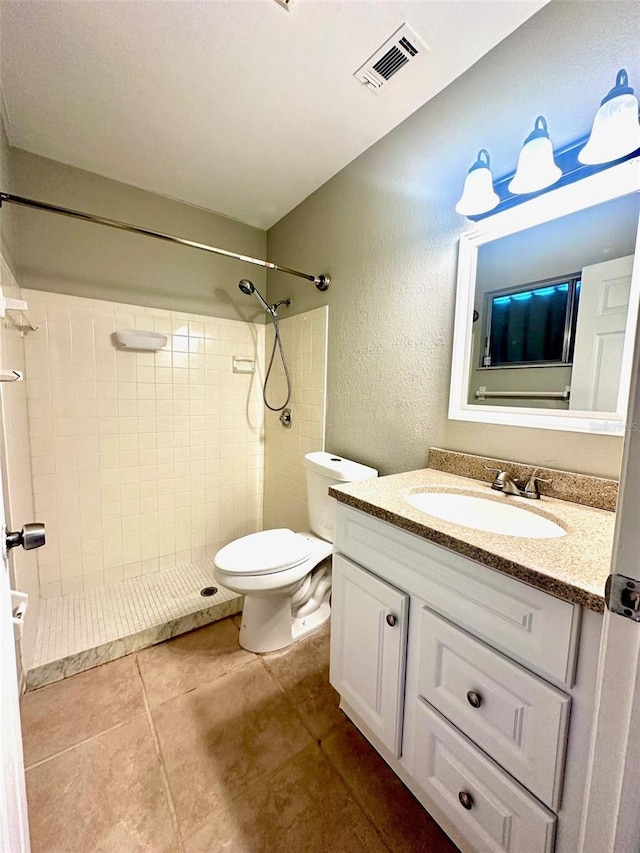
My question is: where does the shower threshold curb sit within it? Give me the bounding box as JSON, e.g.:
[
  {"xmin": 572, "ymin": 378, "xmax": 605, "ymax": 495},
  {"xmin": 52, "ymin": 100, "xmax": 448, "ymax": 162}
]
[{"xmin": 26, "ymin": 594, "xmax": 242, "ymax": 691}]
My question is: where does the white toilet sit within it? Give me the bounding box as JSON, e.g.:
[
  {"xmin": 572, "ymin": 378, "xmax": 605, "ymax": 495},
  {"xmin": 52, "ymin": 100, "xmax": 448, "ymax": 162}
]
[{"xmin": 213, "ymin": 451, "xmax": 378, "ymax": 653}]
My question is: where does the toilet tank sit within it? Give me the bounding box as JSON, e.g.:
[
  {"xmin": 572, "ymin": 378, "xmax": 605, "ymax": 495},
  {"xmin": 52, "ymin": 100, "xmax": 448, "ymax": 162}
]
[{"xmin": 304, "ymin": 452, "xmax": 378, "ymax": 542}]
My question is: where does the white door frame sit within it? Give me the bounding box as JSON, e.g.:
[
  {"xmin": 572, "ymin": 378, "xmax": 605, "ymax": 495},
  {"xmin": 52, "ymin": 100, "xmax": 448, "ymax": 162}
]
[{"xmin": 579, "ymin": 265, "xmax": 640, "ymax": 851}]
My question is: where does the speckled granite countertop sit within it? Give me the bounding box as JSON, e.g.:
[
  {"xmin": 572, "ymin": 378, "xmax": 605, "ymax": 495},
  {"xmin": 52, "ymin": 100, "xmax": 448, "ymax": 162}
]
[{"xmin": 330, "ymin": 468, "xmax": 616, "ymax": 613}]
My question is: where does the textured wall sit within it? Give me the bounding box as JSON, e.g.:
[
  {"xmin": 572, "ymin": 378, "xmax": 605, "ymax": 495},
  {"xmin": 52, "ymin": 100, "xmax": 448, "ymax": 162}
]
[
  {"xmin": 267, "ymin": 1, "xmax": 639, "ymax": 479},
  {"xmin": 23, "ymin": 290, "xmax": 265, "ymax": 596},
  {"xmin": 7, "ymin": 148, "xmax": 268, "ymax": 322},
  {"xmin": 263, "ymin": 307, "xmax": 327, "ymax": 533}
]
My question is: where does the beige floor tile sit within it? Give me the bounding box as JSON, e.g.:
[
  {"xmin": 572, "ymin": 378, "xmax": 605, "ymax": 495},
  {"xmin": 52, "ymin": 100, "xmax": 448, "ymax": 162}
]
[
  {"xmin": 323, "ymin": 723, "xmax": 460, "ymax": 853},
  {"xmin": 20, "ymin": 654, "xmax": 146, "ymax": 767},
  {"xmin": 137, "ymin": 617, "xmax": 254, "ymax": 707},
  {"xmin": 25, "ymin": 714, "xmax": 177, "ymax": 853},
  {"xmin": 183, "ymin": 742, "xmax": 389, "ymax": 853},
  {"xmin": 152, "ymin": 658, "xmax": 313, "ymax": 837},
  {"xmin": 262, "ymin": 624, "xmax": 344, "ymax": 739}
]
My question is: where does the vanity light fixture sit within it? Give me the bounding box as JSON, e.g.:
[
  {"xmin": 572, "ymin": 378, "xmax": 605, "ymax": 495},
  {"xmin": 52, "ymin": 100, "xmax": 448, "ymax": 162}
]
[
  {"xmin": 579, "ymin": 69, "xmax": 640, "ymax": 165},
  {"xmin": 508, "ymin": 116, "xmax": 562, "ymax": 195},
  {"xmin": 457, "ymin": 66, "xmax": 640, "ymax": 222},
  {"xmin": 454, "ymin": 149, "xmax": 499, "ymax": 216}
]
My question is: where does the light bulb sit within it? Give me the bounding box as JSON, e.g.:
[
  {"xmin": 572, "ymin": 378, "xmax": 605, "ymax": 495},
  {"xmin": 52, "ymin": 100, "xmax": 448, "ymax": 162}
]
[
  {"xmin": 508, "ymin": 117, "xmax": 562, "ymax": 195},
  {"xmin": 579, "ymin": 69, "xmax": 640, "ymax": 165},
  {"xmin": 455, "ymin": 149, "xmax": 499, "ymax": 216}
]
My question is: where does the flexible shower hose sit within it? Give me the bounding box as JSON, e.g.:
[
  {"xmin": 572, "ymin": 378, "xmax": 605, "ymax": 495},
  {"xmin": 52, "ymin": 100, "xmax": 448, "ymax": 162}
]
[{"xmin": 263, "ymin": 313, "xmax": 292, "ymax": 411}]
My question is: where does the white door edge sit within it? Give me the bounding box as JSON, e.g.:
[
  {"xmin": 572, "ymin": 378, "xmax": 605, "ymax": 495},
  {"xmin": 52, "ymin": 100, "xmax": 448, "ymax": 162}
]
[
  {"xmin": 579, "ymin": 245, "xmax": 640, "ymax": 850},
  {"xmin": 0, "ymin": 502, "xmax": 31, "ymax": 851}
]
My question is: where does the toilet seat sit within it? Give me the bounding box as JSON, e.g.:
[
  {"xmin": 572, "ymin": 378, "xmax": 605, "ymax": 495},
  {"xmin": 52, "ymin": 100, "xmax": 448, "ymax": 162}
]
[{"xmin": 214, "ymin": 528, "xmax": 313, "ymax": 576}]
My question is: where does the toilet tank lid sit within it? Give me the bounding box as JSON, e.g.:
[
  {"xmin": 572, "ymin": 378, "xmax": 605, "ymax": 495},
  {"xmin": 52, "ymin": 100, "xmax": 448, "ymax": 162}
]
[{"xmin": 304, "ymin": 451, "xmax": 378, "ymax": 482}]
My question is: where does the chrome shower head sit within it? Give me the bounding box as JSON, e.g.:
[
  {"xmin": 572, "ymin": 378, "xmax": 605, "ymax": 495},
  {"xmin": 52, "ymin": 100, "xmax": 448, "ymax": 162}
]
[{"xmin": 238, "ymin": 279, "xmax": 272, "ymax": 314}]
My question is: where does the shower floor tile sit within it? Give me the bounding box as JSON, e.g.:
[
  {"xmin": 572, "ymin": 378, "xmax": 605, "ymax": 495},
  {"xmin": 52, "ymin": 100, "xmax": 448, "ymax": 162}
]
[{"xmin": 27, "ymin": 560, "xmax": 241, "ymax": 690}]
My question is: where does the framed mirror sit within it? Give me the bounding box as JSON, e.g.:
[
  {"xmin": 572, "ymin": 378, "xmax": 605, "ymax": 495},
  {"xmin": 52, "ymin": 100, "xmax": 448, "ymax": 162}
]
[{"xmin": 449, "ymin": 158, "xmax": 640, "ymax": 434}]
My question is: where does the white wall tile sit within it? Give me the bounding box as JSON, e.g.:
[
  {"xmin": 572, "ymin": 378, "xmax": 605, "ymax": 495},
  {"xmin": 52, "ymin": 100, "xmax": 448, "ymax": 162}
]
[
  {"xmin": 23, "ymin": 290, "xmax": 265, "ymax": 589},
  {"xmin": 263, "ymin": 307, "xmax": 328, "ymax": 533}
]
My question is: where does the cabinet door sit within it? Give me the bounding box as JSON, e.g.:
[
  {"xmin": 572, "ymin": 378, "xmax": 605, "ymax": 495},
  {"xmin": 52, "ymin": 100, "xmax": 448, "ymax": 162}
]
[{"xmin": 330, "ymin": 554, "xmax": 408, "ymax": 756}]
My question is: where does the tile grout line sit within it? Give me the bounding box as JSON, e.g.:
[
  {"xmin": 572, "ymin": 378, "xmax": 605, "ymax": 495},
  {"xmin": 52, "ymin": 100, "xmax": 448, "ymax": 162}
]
[
  {"xmin": 142, "ymin": 652, "xmax": 259, "ymax": 714},
  {"xmin": 244, "ymin": 658, "xmax": 394, "ymax": 853},
  {"xmin": 253, "ymin": 649, "xmax": 371, "ymax": 833},
  {"xmin": 256, "ymin": 653, "xmax": 317, "ymax": 753},
  {"xmin": 256, "ymin": 655, "xmax": 310, "ymax": 729},
  {"xmin": 154, "ymin": 650, "xmax": 316, "ymax": 848},
  {"xmin": 319, "ymin": 735, "xmax": 395, "ymax": 853},
  {"xmin": 134, "ymin": 654, "xmax": 185, "ymax": 852},
  {"xmin": 23, "ymin": 711, "xmax": 148, "ymax": 772},
  {"xmin": 258, "ymin": 650, "xmax": 345, "ymax": 746},
  {"xmin": 257, "ymin": 628, "xmax": 392, "ymax": 850},
  {"xmin": 322, "ymin": 747, "xmax": 394, "ymax": 852}
]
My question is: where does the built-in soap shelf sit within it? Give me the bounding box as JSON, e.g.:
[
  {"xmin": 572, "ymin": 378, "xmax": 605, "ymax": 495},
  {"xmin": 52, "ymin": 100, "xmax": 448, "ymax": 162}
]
[
  {"xmin": 0, "ymin": 370, "xmax": 23, "ymax": 382},
  {"xmin": 113, "ymin": 329, "xmax": 168, "ymax": 351},
  {"xmin": 0, "ymin": 286, "xmax": 38, "ymax": 331}
]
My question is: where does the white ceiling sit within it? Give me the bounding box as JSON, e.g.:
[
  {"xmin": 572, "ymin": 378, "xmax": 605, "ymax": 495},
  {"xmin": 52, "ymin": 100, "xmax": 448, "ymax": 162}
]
[{"xmin": 0, "ymin": 0, "xmax": 547, "ymax": 230}]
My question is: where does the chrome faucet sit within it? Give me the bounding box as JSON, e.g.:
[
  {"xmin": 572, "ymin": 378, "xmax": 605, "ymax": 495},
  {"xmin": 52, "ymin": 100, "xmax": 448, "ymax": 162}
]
[{"xmin": 485, "ymin": 466, "xmax": 551, "ymax": 500}]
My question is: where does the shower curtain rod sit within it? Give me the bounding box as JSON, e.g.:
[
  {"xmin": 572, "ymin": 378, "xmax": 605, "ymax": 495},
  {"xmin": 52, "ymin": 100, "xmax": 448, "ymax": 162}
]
[{"xmin": 0, "ymin": 191, "xmax": 331, "ymax": 291}]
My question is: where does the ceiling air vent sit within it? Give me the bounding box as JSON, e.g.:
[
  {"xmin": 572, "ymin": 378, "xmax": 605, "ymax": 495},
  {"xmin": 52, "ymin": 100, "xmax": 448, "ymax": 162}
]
[{"xmin": 354, "ymin": 23, "xmax": 429, "ymax": 94}]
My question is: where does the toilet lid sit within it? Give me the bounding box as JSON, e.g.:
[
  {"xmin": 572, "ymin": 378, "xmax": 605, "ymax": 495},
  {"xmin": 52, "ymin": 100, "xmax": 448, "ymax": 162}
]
[{"xmin": 214, "ymin": 529, "xmax": 313, "ymax": 575}]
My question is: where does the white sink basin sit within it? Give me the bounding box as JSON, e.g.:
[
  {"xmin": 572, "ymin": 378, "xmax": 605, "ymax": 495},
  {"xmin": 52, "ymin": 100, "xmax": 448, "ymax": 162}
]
[{"xmin": 405, "ymin": 491, "xmax": 566, "ymax": 539}]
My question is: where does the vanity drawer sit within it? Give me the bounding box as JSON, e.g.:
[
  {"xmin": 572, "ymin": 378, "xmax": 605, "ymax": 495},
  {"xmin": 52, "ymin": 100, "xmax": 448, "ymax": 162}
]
[
  {"xmin": 412, "ymin": 699, "xmax": 556, "ymax": 853},
  {"xmin": 418, "ymin": 608, "xmax": 570, "ymax": 811},
  {"xmin": 336, "ymin": 504, "xmax": 581, "ymax": 686}
]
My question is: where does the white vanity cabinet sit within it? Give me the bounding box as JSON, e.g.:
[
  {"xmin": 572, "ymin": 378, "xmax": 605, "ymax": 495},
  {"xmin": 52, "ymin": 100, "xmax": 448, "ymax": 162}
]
[{"xmin": 330, "ymin": 504, "xmax": 602, "ymax": 853}]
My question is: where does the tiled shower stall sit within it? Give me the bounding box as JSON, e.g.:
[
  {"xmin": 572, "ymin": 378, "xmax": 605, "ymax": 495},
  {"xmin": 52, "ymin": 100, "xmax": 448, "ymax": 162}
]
[{"xmin": 0, "ymin": 262, "xmax": 327, "ymax": 688}]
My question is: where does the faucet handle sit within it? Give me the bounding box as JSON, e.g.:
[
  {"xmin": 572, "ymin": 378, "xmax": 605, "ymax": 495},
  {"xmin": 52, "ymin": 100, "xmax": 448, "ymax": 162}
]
[
  {"xmin": 529, "ymin": 467, "xmax": 553, "ymax": 484},
  {"xmin": 484, "ymin": 465, "xmax": 504, "ymax": 488},
  {"xmin": 484, "ymin": 465, "xmax": 504, "ymax": 479},
  {"xmin": 523, "ymin": 470, "xmax": 552, "ymax": 499},
  {"xmin": 485, "ymin": 467, "xmax": 521, "ymax": 495}
]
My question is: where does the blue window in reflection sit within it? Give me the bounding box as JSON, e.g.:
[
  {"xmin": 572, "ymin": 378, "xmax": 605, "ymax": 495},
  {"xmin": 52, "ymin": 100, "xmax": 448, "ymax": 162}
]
[{"xmin": 485, "ymin": 276, "xmax": 581, "ymax": 366}]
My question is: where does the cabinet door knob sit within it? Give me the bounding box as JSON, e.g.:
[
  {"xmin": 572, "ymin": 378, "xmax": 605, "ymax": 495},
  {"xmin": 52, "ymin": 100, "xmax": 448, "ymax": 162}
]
[
  {"xmin": 458, "ymin": 791, "xmax": 474, "ymax": 810},
  {"xmin": 466, "ymin": 690, "xmax": 482, "ymax": 709},
  {"xmin": 386, "ymin": 614, "xmax": 397, "ymax": 627}
]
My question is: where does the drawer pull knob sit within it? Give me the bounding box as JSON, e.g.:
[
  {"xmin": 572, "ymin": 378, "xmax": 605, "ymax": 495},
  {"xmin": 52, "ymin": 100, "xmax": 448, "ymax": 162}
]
[
  {"xmin": 386, "ymin": 614, "xmax": 397, "ymax": 627},
  {"xmin": 466, "ymin": 690, "xmax": 482, "ymax": 709},
  {"xmin": 458, "ymin": 791, "xmax": 474, "ymax": 810}
]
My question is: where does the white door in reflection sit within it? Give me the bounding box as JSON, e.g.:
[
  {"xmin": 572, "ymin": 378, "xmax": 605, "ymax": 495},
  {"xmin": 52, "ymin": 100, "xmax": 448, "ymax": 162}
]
[{"xmin": 570, "ymin": 254, "xmax": 634, "ymax": 411}]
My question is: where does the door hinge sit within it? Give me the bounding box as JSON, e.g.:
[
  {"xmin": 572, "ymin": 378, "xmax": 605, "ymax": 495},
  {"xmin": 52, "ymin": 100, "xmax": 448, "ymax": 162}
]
[{"xmin": 605, "ymin": 573, "xmax": 640, "ymax": 622}]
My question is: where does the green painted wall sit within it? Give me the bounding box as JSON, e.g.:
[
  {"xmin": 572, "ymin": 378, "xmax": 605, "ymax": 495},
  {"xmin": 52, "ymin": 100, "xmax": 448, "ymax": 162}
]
[
  {"xmin": 7, "ymin": 148, "xmax": 268, "ymax": 322},
  {"xmin": 267, "ymin": 1, "xmax": 638, "ymax": 477}
]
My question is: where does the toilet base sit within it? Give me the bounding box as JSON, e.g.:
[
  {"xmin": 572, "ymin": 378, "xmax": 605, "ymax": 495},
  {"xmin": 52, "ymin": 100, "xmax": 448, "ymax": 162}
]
[
  {"xmin": 239, "ymin": 593, "xmax": 331, "ymax": 654},
  {"xmin": 292, "ymin": 600, "xmax": 331, "ymax": 644}
]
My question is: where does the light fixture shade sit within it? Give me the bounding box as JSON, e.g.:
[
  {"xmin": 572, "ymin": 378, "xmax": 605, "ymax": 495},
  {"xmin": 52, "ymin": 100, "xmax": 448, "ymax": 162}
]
[
  {"xmin": 455, "ymin": 149, "xmax": 499, "ymax": 216},
  {"xmin": 579, "ymin": 69, "xmax": 640, "ymax": 165},
  {"xmin": 508, "ymin": 116, "xmax": 562, "ymax": 195}
]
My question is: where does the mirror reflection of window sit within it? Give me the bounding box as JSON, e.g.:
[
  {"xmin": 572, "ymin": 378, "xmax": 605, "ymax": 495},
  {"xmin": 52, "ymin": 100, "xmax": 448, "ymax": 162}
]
[
  {"xmin": 485, "ymin": 277, "xmax": 580, "ymax": 367},
  {"xmin": 468, "ymin": 193, "xmax": 640, "ymax": 411}
]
